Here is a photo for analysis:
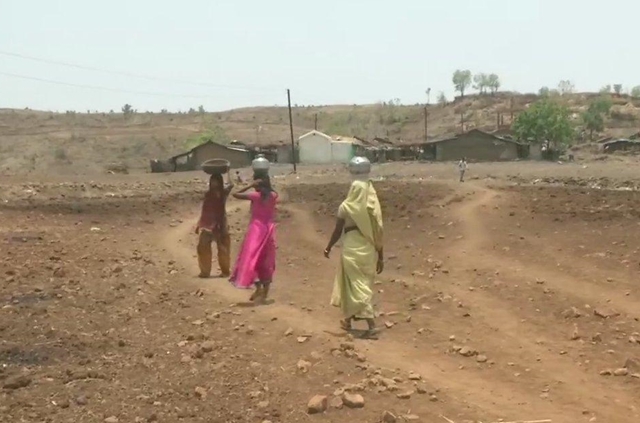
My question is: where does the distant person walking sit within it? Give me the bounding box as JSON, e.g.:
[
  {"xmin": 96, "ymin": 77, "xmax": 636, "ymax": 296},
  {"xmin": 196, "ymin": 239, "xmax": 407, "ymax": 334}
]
[
  {"xmin": 229, "ymin": 174, "xmax": 278, "ymax": 303},
  {"xmin": 458, "ymin": 157, "xmax": 468, "ymax": 182},
  {"xmin": 195, "ymin": 173, "xmax": 234, "ymax": 278}
]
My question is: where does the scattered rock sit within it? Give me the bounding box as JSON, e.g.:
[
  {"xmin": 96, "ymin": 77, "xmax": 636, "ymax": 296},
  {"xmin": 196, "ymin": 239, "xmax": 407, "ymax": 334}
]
[
  {"xmin": 599, "ymin": 369, "xmax": 612, "ymax": 376},
  {"xmin": 396, "ymin": 390, "xmax": 413, "ymax": 399},
  {"xmin": 562, "ymin": 307, "xmax": 582, "ymax": 319},
  {"xmin": 201, "ymin": 341, "xmax": 215, "ymax": 353},
  {"xmin": 624, "ymin": 357, "xmax": 640, "ymax": 373},
  {"xmin": 570, "ymin": 326, "xmax": 580, "ymax": 341},
  {"xmin": 284, "ymin": 328, "xmax": 294, "ymax": 336},
  {"xmin": 194, "ymin": 386, "xmax": 207, "ymax": 399},
  {"xmin": 297, "ymin": 359, "xmax": 312, "ymax": 373},
  {"xmin": 402, "ymin": 415, "xmax": 420, "ymax": 421},
  {"xmin": 340, "ymin": 342, "xmax": 355, "ymax": 351},
  {"xmin": 307, "ymin": 395, "xmax": 328, "ymax": 414},
  {"xmin": 2, "ymin": 375, "xmax": 31, "ymax": 390},
  {"xmin": 594, "ymin": 308, "xmax": 618, "ymax": 319},
  {"xmin": 105, "ymin": 417, "xmax": 119, "ymax": 423},
  {"xmin": 384, "ymin": 321, "xmax": 395, "ymax": 329},
  {"xmin": 342, "ymin": 392, "xmax": 365, "ymax": 408},
  {"xmin": 459, "ymin": 346, "xmax": 476, "ymax": 357},
  {"xmin": 408, "ymin": 372, "xmax": 421, "ymax": 381},
  {"xmin": 476, "ymin": 355, "xmax": 488, "ymax": 363},
  {"xmin": 382, "ymin": 411, "xmax": 397, "ymax": 423},
  {"xmin": 329, "ymin": 396, "xmax": 344, "ymax": 409},
  {"xmin": 614, "ymin": 368, "xmax": 629, "ymax": 377},
  {"xmin": 75, "ymin": 395, "xmax": 88, "ymax": 406},
  {"xmin": 297, "ymin": 336, "xmax": 309, "ymax": 343}
]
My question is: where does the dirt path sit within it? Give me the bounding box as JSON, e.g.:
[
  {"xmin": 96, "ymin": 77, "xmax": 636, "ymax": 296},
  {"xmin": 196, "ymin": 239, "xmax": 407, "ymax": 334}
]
[
  {"xmin": 159, "ymin": 185, "xmax": 640, "ymax": 422},
  {"xmin": 442, "ymin": 183, "xmax": 640, "ymax": 422}
]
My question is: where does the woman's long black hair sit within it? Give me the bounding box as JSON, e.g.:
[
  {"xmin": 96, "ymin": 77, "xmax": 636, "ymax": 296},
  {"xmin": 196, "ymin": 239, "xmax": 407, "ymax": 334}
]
[
  {"xmin": 209, "ymin": 174, "xmax": 224, "ymax": 193},
  {"xmin": 254, "ymin": 172, "xmax": 275, "ymax": 201}
]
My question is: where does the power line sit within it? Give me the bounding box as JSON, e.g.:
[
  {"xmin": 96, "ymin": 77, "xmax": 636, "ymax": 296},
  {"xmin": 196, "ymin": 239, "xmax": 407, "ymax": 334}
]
[
  {"xmin": 0, "ymin": 50, "xmax": 281, "ymax": 92},
  {"xmin": 0, "ymin": 71, "xmax": 234, "ymax": 99}
]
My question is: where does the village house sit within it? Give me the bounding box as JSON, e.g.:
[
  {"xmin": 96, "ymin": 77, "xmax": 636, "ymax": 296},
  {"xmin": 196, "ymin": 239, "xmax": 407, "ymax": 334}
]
[
  {"xmin": 297, "ymin": 130, "xmax": 358, "ymax": 164},
  {"xmin": 424, "ymin": 129, "xmax": 527, "ymax": 162},
  {"xmin": 150, "ymin": 140, "xmax": 251, "ymax": 173},
  {"xmin": 603, "ymin": 139, "xmax": 640, "ymax": 154}
]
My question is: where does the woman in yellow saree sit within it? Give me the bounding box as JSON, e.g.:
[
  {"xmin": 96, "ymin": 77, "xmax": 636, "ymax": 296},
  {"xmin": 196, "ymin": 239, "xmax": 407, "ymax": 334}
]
[{"xmin": 324, "ymin": 157, "xmax": 383, "ymax": 339}]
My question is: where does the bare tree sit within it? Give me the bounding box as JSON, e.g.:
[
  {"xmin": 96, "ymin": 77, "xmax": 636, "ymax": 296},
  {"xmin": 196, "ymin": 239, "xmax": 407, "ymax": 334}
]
[{"xmin": 558, "ymin": 80, "xmax": 575, "ymax": 95}]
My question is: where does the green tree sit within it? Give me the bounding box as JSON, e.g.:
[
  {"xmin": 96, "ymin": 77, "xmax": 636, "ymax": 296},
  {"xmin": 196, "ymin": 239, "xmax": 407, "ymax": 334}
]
[
  {"xmin": 538, "ymin": 86, "xmax": 550, "ymax": 97},
  {"xmin": 437, "ymin": 92, "xmax": 447, "ymax": 106},
  {"xmin": 613, "ymin": 84, "xmax": 623, "ymax": 95},
  {"xmin": 198, "ymin": 105, "xmax": 205, "ymax": 114},
  {"xmin": 185, "ymin": 125, "xmax": 230, "ymax": 150},
  {"xmin": 632, "ymin": 86, "xmax": 640, "ymax": 98},
  {"xmin": 487, "ymin": 73, "xmax": 500, "ymax": 95},
  {"xmin": 590, "ymin": 96, "xmax": 612, "ymax": 115},
  {"xmin": 581, "ymin": 96, "xmax": 612, "ymax": 140},
  {"xmin": 473, "ymin": 73, "xmax": 488, "ymax": 94},
  {"xmin": 512, "ymin": 99, "xmax": 573, "ymax": 151},
  {"xmin": 599, "ymin": 85, "xmax": 611, "ymax": 94},
  {"xmin": 452, "ymin": 70, "xmax": 472, "ymax": 98},
  {"xmin": 122, "ymin": 104, "xmax": 133, "ymax": 115}
]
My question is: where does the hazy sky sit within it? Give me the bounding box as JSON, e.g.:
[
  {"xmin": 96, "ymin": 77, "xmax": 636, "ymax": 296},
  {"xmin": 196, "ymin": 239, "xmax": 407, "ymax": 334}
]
[{"xmin": 1, "ymin": 0, "xmax": 638, "ymax": 112}]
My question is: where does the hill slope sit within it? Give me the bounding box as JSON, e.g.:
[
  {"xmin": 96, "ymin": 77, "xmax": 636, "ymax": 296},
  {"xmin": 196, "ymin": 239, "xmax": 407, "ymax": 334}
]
[{"xmin": 1, "ymin": 93, "xmax": 639, "ymax": 175}]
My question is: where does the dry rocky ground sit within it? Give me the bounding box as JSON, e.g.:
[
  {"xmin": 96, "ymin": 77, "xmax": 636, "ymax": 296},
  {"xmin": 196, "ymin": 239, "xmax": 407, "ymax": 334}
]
[{"xmin": 2, "ymin": 162, "xmax": 640, "ymax": 423}]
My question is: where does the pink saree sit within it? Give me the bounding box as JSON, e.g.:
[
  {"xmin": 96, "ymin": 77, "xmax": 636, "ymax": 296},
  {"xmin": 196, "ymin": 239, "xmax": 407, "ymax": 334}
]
[{"xmin": 230, "ymin": 191, "xmax": 277, "ymax": 288}]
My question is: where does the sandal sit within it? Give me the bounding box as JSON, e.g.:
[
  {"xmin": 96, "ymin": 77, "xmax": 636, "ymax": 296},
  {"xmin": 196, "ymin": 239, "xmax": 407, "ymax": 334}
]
[
  {"xmin": 340, "ymin": 319, "xmax": 353, "ymax": 331},
  {"xmin": 249, "ymin": 285, "xmax": 262, "ymax": 301},
  {"xmin": 359, "ymin": 328, "xmax": 380, "ymax": 340}
]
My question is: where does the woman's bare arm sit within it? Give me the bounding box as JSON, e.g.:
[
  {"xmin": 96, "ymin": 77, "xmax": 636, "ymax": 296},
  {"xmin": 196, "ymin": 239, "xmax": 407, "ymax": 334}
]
[
  {"xmin": 224, "ymin": 171, "xmax": 235, "ymax": 195},
  {"xmin": 324, "ymin": 218, "xmax": 345, "ymax": 256},
  {"xmin": 232, "ymin": 183, "xmax": 255, "ymax": 200}
]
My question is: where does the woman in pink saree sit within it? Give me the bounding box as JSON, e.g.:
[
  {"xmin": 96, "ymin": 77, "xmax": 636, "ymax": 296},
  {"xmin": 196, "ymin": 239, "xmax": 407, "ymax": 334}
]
[{"xmin": 230, "ymin": 174, "xmax": 277, "ymax": 303}]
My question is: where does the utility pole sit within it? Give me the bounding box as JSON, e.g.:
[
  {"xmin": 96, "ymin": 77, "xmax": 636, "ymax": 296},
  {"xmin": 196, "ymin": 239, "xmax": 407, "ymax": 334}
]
[
  {"xmin": 287, "ymin": 89, "xmax": 296, "ymax": 173},
  {"xmin": 314, "ymin": 113, "xmax": 318, "ymax": 130},
  {"xmin": 510, "ymin": 97, "xmax": 514, "ymax": 122},
  {"xmin": 424, "ymin": 88, "xmax": 431, "ymax": 142},
  {"xmin": 423, "ymin": 106, "xmax": 428, "ymax": 142}
]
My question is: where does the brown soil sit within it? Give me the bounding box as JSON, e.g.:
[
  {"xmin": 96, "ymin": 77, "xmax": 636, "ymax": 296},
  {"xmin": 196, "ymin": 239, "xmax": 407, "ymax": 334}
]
[{"xmin": 2, "ymin": 166, "xmax": 640, "ymax": 422}]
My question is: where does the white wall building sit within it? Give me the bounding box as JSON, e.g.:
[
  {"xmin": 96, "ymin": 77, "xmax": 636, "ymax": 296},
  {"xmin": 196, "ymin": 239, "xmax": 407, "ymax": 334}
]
[
  {"xmin": 331, "ymin": 140, "xmax": 355, "ymax": 163},
  {"xmin": 298, "ymin": 130, "xmax": 333, "ymax": 164},
  {"xmin": 298, "ymin": 131, "xmax": 357, "ymax": 164}
]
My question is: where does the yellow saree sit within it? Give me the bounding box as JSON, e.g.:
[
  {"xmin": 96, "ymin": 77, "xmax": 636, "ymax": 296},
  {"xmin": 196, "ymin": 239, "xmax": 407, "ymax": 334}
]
[{"xmin": 330, "ymin": 180, "xmax": 383, "ymax": 319}]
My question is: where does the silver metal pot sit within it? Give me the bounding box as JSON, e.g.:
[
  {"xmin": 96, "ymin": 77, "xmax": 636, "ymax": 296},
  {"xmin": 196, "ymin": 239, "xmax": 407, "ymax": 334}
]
[
  {"xmin": 348, "ymin": 156, "xmax": 371, "ymax": 176},
  {"xmin": 252, "ymin": 154, "xmax": 270, "ymax": 172}
]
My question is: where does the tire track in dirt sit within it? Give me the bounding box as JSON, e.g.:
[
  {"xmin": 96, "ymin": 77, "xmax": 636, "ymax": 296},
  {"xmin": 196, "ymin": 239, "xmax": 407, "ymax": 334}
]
[
  {"xmin": 159, "ymin": 196, "xmax": 635, "ymax": 422},
  {"xmin": 442, "ymin": 184, "xmax": 640, "ymax": 422},
  {"xmin": 454, "ymin": 185, "xmax": 639, "ymax": 319}
]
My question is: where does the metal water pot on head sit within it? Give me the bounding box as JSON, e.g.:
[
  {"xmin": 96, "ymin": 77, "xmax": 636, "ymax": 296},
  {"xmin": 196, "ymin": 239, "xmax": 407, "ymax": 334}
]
[
  {"xmin": 348, "ymin": 156, "xmax": 371, "ymax": 181},
  {"xmin": 252, "ymin": 153, "xmax": 270, "ymax": 178}
]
